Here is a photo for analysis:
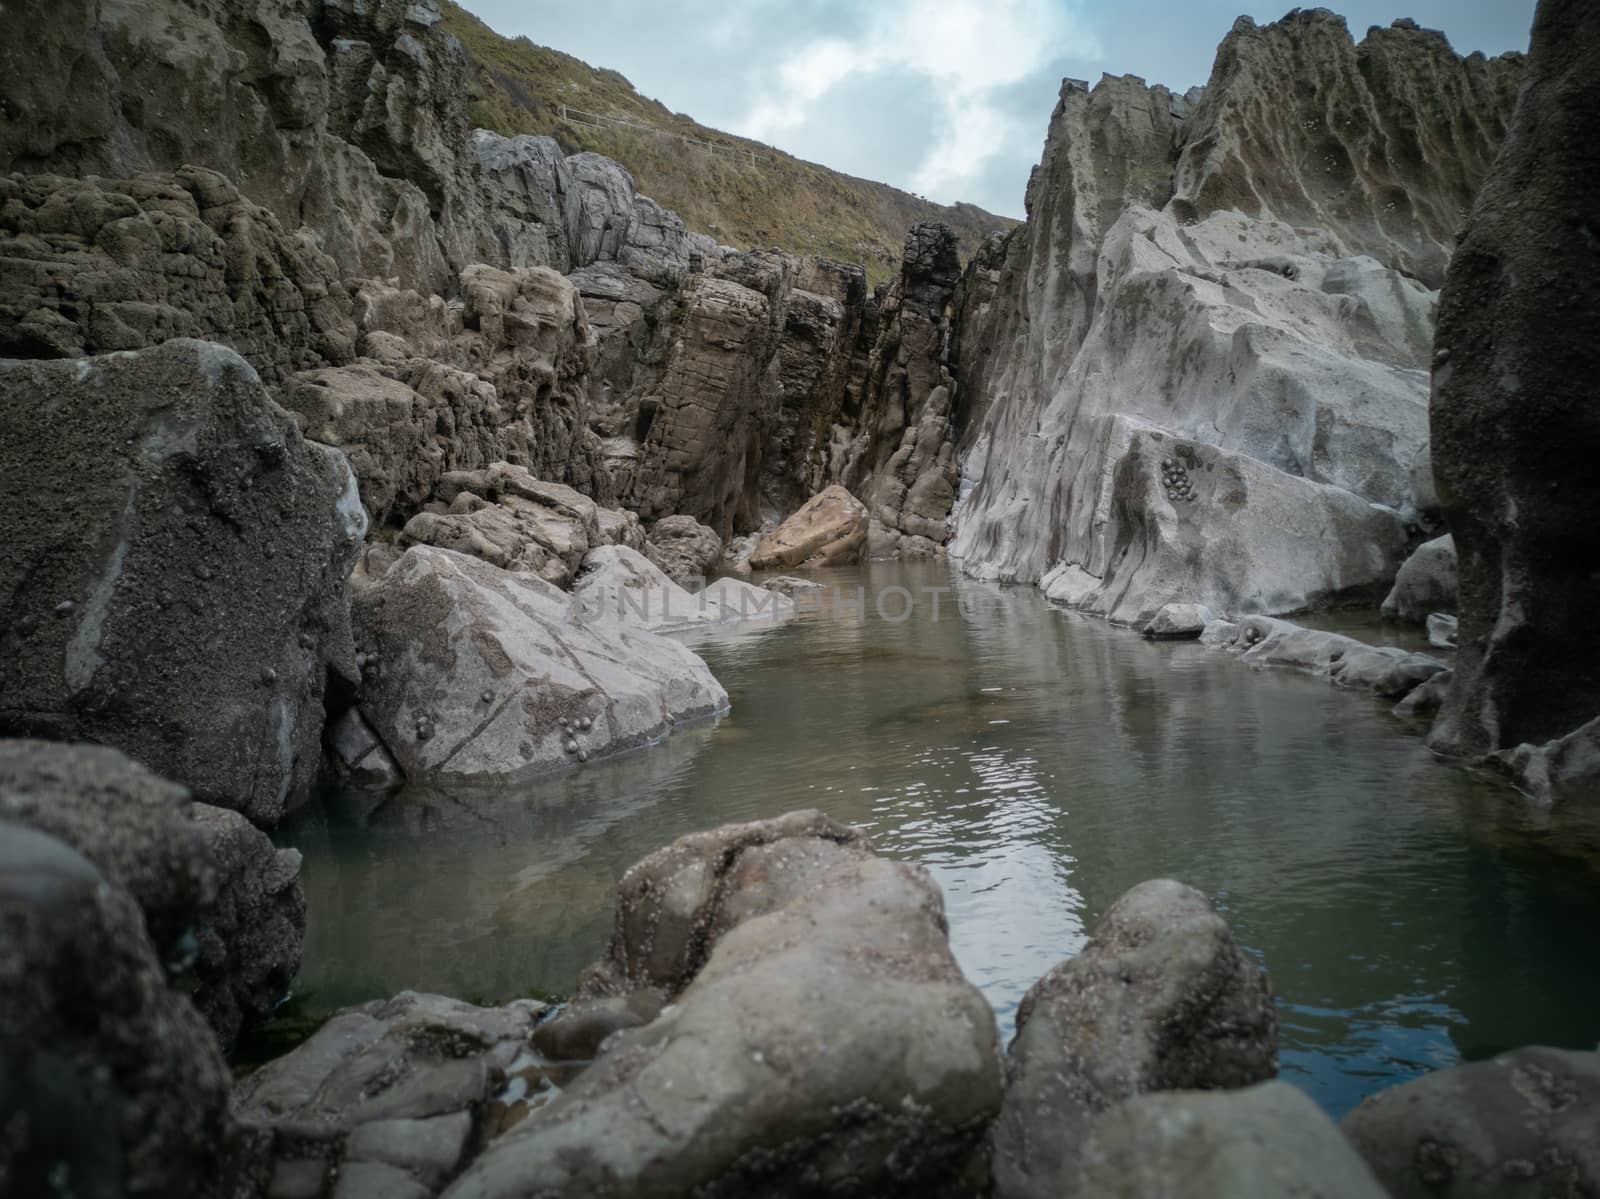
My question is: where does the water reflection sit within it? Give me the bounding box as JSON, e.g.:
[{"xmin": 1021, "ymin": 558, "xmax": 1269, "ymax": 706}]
[{"xmin": 282, "ymin": 560, "xmax": 1600, "ymax": 1117}]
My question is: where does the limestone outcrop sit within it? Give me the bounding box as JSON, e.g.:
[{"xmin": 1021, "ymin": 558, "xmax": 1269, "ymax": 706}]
[
  {"xmin": 444, "ymin": 810, "xmax": 1002, "ymax": 1197},
  {"xmin": 0, "ymin": 340, "xmax": 365, "ymax": 824},
  {"xmin": 1425, "ymin": 0, "xmax": 1600, "ymax": 795},
  {"xmin": 350, "ymin": 545, "xmax": 727, "ymax": 783},
  {"xmin": 949, "ymin": 16, "xmax": 1524, "ymax": 627}
]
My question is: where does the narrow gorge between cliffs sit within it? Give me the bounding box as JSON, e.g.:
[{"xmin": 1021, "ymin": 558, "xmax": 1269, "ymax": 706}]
[{"xmin": 282, "ymin": 560, "xmax": 1600, "ymax": 1119}]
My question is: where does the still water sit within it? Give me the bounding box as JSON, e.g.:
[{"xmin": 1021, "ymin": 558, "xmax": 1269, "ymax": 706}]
[{"xmin": 281, "ymin": 561, "xmax": 1600, "ymax": 1117}]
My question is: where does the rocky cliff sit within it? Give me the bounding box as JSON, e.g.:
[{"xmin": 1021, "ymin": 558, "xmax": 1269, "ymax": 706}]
[
  {"xmin": 1424, "ymin": 0, "xmax": 1600, "ymax": 805},
  {"xmin": 948, "ymin": 13, "xmax": 1524, "ymax": 626}
]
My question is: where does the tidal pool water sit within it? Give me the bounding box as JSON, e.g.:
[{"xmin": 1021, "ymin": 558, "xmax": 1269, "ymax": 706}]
[{"xmin": 280, "ymin": 560, "xmax": 1600, "ymax": 1117}]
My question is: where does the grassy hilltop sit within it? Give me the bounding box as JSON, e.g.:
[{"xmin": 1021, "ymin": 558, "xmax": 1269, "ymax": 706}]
[{"xmin": 442, "ymin": 1, "xmax": 1018, "ymax": 284}]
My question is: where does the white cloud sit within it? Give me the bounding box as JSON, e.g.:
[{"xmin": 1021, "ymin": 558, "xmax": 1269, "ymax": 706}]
[{"xmin": 735, "ymin": 0, "xmax": 1101, "ymax": 203}]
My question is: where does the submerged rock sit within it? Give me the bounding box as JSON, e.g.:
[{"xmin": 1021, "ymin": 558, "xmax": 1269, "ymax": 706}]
[
  {"xmin": 1381, "ymin": 535, "xmax": 1458, "ymax": 624},
  {"xmin": 1077, "ymin": 1081, "xmax": 1389, "ymax": 1199},
  {"xmin": 991, "ymin": 878, "xmax": 1277, "ymax": 1199},
  {"xmin": 1142, "ymin": 602, "xmax": 1218, "ymax": 640},
  {"xmin": 0, "ymin": 822, "xmax": 262, "ymax": 1198},
  {"xmin": 573, "ymin": 545, "xmax": 793, "ymax": 633},
  {"xmin": 0, "ymin": 740, "xmax": 305, "ymax": 1050},
  {"xmin": 1427, "ymin": 0, "xmax": 1600, "ymax": 774},
  {"xmin": 1342, "ymin": 1046, "xmax": 1600, "ymax": 1198},
  {"xmin": 351, "ymin": 545, "xmax": 727, "ymax": 784},
  {"xmin": 445, "ymin": 810, "xmax": 1002, "ymax": 1197},
  {"xmin": 1205, "ymin": 616, "xmax": 1448, "ymax": 699},
  {"xmin": 0, "ymin": 339, "xmax": 365, "ymax": 824},
  {"xmin": 749, "ymin": 484, "xmax": 870, "ymax": 570}
]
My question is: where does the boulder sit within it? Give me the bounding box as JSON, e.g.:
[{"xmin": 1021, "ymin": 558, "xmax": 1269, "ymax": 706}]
[
  {"xmin": 1381, "ymin": 535, "xmax": 1457, "ymax": 623},
  {"xmin": 351, "ymin": 545, "xmax": 727, "ymax": 783},
  {"xmin": 325, "ymin": 708, "xmax": 406, "ymax": 788},
  {"xmin": 444, "ymin": 811, "xmax": 1002, "ymax": 1197},
  {"xmin": 0, "ymin": 822, "xmax": 263, "ymax": 1198},
  {"xmin": 1393, "ymin": 670, "xmax": 1454, "ymax": 720},
  {"xmin": 1207, "ymin": 616, "xmax": 1449, "ymax": 699},
  {"xmin": 234, "ymin": 991, "xmax": 548, "ymax": 1197},
  {"xmin": 0, "ymin": 740, "xmax": 305, "ymax": 1050},
  {"xmin": 1427, "ymin": 0, "xmax": 1600, "ymax": 765},
  {"xmin": 0, "ymin": 339, "xmax": 365, "ymax": 824},
  {"xmin": 1143, "ymin": 603, "xmax": 1219, "ymax": 640},
  {"xmin": 990, "ymin": 878, "xmax": 1277, "ymax": 1199},
  {"xmin": 749, "ymin": 485, "xmax": 870, "ymax": 570},
  {"xmin": 642, "ymin": 514, "xmax": 725, "ymax": 587},
  {"xmin": 1076, "ymin": 1081, "xmax": 1389, "ymax": 1199},
  {"xmin": 1341, "ymin": 1046, "xmax": 1600, "ymax": 1198}
]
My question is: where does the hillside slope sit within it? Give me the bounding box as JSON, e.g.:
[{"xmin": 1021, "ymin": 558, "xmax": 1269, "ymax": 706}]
[{"xmin": 442, "ymin": 1, "xmax": 1016, "ymax": 282}]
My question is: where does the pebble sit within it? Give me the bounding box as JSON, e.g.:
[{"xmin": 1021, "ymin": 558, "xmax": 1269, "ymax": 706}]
[
  {"xmin": 564, "ymin": 739, "xmax": 579, "ymax": 755},
  {"xmin": 260, "ymin": 667, "xmax": 277, "ymax": 685},
  {"xmin": 54, "ymin": 600, "xmax": 77, "ymax": 616},
  {"xmin": 577, "ymin": 748, "xmax": 589, "ymax": 763},
  {"xmin": 578, "ymin": 717, "xmax": 592, "ymax": 732},
  {"xmin": 481, "ymin": 689, "xmax": 495, "ymax": 704}
]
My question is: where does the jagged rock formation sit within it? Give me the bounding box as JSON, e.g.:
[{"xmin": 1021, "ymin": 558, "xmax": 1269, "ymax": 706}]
[
  {"xmin": 949, "ymin": 14, "xmax": 1524, "ymax": 625},
  {"xmin": 0, "ymin": 340, "xmax": 365, "ymax": 825},
  {"xmin": 1424, "ymin": 0, "xmax": 1600, "ymax": 804}
]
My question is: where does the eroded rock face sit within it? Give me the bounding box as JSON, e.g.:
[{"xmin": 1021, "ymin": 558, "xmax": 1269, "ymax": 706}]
[
  {"xmin": 284, "ymin": 266, "xmax": 610, "ymax": 527},
  {"xmin": 949, "ymin": 18, "xmax": 1523, "ymax": 626},
  {"xmin": 749, "ymin": 484, "xmax": 870, "ymax": 570},
  {"xmin": 1426, "ymin": 0, "xmax": 1600, "ymax": 777},
  {"xmin": 1078, "ymin": 1081, "xmax": 1389, "ymax": 1199},
  {"xmin": 1341, "ymin": 1046, "xmax": 1600, "ymax": 1198},
  {"xmin": 0, "ymin": 740, "xmax": 306, "ymax": 1050},
  {"xmin": 0, "ymin": 169, "xmax": 355, "ymax": 380},
  {"xmin": 446, "ymin": 810, "xmax": 1002, "ymax": 1197},
  {"xmin": 990, "ymin": 878, "xmax": 1277, "ymax": 1199},
  {"xmin": 0, "ymin": 340, "xmax": 365, "ymax": 824},
  {"xmin": 351, "ymin": 545, "xmax": 727, "ymax": 783},
  {"xmin": 0, "ymin": 822, "xmax": 263, "ymax": 1199}
]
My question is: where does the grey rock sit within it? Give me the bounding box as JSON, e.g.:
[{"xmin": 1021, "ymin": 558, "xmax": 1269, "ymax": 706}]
[
  {"xmin": 0, "ymin": 740, "xmax": 307, "ymax": 1050},
  {"xmin": 332, "ymin": 1160, "xmax": 433, "ymax": 1199},
  {"xmin": 1393, "ymin": 670, "xmax": 1454, "ymax": 720},
  {"xmin": 575, "ymin": 544, "xmax": 793, "ymax": 633},
  {"xmin": 345, "ymin": 1112, "xmax": 472, "ymax": 1189},
  {"xmin": 351, "ymin": 544, "xmax": 727, "ymax": 784},
  {"xmin": 0, "ymin": 821, "xmax": 264, "ymax": 1198},
  {"xmin": 1381, "ymin": 535, "xmax": 1457, "ymax": 624},
  {"xmin": 443, "ymin": 810, "xmax": 1002, "ymax": 1198},
  {"xmin": 1483, "ymin": 714, "xmax": 1600, "ymax": 809},
  {"xmin": 1342, "ymin": 1046, "xmax": 1600, "ymax": 1197},
  {"xmin": 642, "ymin": 513, "xmax": 725, "ymax": 586},
  {"xmin": 326, "ymin": 708, "xmax": 404, "ymax": 788},
  {"xmin": 1427, "ymin": 0, "xmax": 1600, "ymax": 769},
  {"xmin": 990, "ymin": 878, "xmax": 1277, "ymax": 1199},
  {"xmin": 1143, "ymin": 602, "xmax": 1219, "ymax": 640},
  {"xmin": 1426, "ymin": 612, "xmax": 1459, "ymax": 649},
  {"xmin": 0, "ymin": 340, "xmax": 364, "ymax": 825},
  {"xmin": 1077, "ymin": 1081, "xmax": 1389, "ymax": 1199},
  {"xmin": 1207, "ymin": 616, "xmax": 1449, "ymax": 699},
  {"xmin": 762, "ymin": 574, "xmax": 825, "ymax": 597}
]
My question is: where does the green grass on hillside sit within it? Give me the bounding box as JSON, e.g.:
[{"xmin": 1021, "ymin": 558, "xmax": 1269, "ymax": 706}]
[{"xmin": 442, "ymin": 2, "xmax": 1017, "ymax": 284}]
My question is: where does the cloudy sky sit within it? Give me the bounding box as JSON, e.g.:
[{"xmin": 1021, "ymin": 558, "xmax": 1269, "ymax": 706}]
[{"xmin": 468, "ymin": 1, "xmax": 1536, "ymax": 218}]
